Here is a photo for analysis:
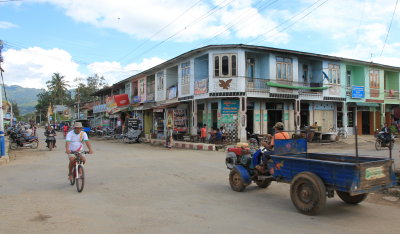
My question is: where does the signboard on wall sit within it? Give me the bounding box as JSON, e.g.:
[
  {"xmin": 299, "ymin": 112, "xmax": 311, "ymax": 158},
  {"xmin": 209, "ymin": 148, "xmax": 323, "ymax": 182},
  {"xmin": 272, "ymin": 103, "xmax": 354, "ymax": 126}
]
[
  {"xmin": 127, "ymin": 118, "xmax": 139, "ymax": 130},
  {"xmin": 173, "ymin": 109, "xmax": 187, "ymax": 132},
  {"xmin": 221, "ymin": 99, "xmax": 239, "ymax": 114},
  {"xmin": 194, "ymin": 79, "xmax": 208, "ymax": 95},
  {"xmin": 351, "ymin": 86, "xmax": 365, "ymax": 98}
]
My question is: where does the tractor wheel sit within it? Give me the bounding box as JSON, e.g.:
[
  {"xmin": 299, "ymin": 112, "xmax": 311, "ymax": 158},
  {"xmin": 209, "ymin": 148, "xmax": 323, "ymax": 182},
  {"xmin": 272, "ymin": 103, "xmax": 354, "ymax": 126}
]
[
  {"xmin": 290, "ymin": 172, "xmax": 326, "ymax": 215},
  {"xmin": 336, "ymin": 191, "xmax": 368, "ymax": 204},
  {"xmin": 229, "ymin": 168, "xmax": 247, "ymax": 192}
]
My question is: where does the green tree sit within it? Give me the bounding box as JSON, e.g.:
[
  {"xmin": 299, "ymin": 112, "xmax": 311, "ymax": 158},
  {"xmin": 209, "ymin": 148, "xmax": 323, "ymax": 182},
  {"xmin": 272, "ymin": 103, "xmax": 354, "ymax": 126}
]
[
  {"xmin": 46, "ymin": 73, "xmax": 70, "ymax": 105},
  {"xmin": 74, "ymin": 74, "xmax": 107, "ymax": 103},
  {"xmin": 35, "ymin": 90, "xmax": 52, "ymax": 121}
]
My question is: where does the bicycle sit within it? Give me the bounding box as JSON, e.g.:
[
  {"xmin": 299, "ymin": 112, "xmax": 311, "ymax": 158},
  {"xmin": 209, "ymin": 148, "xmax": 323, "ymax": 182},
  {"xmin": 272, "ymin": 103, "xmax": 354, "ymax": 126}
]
[{"xmin": 69, "ymin": 151, "xmax": 89, "ymax": 192}]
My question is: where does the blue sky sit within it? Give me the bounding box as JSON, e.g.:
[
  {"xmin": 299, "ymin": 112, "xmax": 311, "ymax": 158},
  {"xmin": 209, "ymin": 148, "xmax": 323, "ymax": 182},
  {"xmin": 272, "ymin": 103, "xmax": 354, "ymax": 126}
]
[{"xmin": 0, "ymin": 0, "xmax": 399, "ymax": 88}]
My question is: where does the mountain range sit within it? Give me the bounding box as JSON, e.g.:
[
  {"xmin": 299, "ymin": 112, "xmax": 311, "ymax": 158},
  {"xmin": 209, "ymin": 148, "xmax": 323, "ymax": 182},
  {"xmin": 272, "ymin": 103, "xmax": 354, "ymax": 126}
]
[{"xmin": 2, "ymin": 85, "xmax": 42, "ymax": 115}]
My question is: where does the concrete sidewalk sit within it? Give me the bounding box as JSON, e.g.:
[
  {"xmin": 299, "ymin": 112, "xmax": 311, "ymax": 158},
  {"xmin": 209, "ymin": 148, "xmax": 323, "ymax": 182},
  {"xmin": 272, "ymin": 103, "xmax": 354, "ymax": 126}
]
[{"xmin": 149, "ymin": 139, "xmax": 217, "ymax": 151}]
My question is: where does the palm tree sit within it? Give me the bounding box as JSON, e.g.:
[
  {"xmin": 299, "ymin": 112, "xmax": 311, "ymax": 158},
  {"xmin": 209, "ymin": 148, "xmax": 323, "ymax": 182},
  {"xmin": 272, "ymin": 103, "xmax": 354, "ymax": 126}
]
[{"xmin": 46, "ymin": 73, "xmax": 70, "ymax": 105}]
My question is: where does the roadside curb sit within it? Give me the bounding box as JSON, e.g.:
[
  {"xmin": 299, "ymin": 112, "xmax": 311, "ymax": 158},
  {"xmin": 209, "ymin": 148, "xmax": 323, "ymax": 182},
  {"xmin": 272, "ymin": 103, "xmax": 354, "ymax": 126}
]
[{"xmin": 149, "ymin": 139, "xmax": 216, "ymax": 151}]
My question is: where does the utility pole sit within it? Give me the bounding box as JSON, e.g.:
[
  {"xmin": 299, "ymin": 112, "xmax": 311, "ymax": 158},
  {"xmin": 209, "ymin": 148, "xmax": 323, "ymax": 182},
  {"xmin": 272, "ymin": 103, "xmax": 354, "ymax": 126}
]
[{"xmin": 0, "ymin": 40, "xmax": 5, "ymax": 157}]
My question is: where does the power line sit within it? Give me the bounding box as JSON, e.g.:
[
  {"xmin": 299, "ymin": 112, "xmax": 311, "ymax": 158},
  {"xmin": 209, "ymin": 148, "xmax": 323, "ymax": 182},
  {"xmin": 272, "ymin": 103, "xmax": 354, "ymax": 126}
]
[
  {"xmin": 117, "ymin": 0, "xmax": 203, "ymax": 62},
  {"xmin": 129, "ymin": 0, "xmax": 235, "ymax": 61},
  {"xmin": 250, "ymin": 0, "xmax": 329, "ymax": 45},
  {"xmin": 197, "ymin": 0, "xmax": 280, "ymax": 47},
  {"xmin": 379, "ymin": 0, "xmax": 398, "ymax": 57}
]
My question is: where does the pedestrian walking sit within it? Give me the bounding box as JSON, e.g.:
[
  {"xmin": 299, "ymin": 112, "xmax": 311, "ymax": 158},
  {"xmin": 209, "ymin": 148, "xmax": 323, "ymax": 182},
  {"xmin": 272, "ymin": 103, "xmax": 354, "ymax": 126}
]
[{"xmin": 200, "ymin": 124, "xmax": 207, "ymax": 143}]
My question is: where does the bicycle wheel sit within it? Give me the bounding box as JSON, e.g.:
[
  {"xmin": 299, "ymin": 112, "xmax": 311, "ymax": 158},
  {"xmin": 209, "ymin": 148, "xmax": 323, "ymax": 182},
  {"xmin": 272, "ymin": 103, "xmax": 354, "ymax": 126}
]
[
  {"xmin": 69, "ymin": 168, "xmax": 75, "ymax": 185},
  {"xmin": 76, "ymin": 165, "xmax": 85, "ymax": 192}
]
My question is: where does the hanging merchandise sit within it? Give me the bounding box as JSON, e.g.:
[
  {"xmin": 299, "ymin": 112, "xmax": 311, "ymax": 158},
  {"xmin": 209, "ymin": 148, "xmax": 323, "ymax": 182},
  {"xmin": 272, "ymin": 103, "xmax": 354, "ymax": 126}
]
[{"xmin": 173, "ymin": 109, "xmax": 187, "ymax": 132}]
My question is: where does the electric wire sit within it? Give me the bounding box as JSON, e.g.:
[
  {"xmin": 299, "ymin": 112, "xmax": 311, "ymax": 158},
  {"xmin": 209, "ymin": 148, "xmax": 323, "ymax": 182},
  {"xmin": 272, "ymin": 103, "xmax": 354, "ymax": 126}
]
[
  {"xmin": 250, "ymin": 0, "xmax": 330, "ymax": 45},
  {"xmin": 379, "ymin": 0, "xmax": 398, "ymax": 57},
  {"xmin": 197, "ymin": 0, "xmax": 280, "ymax": 47},
  {"xmin": 117, "ymin": 0, "xmax": 204, "ymax": 62},
  {"xmin": 244, "ymin": 0, "xmax": 325, "ymax": 45},
  {"xmin": 126, "ymin": 0, "xmax": 235, "ymax": 62}
]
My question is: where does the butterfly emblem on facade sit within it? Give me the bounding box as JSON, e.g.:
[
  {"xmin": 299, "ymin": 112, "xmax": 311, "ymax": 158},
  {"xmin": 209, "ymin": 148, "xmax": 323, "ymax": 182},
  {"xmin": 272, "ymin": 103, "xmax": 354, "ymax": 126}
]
[{"xmin": 219, "ymin": 79, "xmax": 232, "ymax": 90}]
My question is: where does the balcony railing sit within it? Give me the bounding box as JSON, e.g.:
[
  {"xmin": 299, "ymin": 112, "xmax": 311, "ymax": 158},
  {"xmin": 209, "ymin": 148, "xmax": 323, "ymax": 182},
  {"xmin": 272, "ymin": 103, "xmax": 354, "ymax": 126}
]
[
  {"xmin": 146, "ymin": 92, "xmax": 155, "ymax": 102},
  {"xmin": 246, "ymin": 78, "xmax": 323, "ymax": 95},
  {"xmin": 246, "ymin": 78, "xmax": 270, "ymax": 93},
  {"xmin": 384, "ymin": 89, "xmax": 400, "ymax": 99}
]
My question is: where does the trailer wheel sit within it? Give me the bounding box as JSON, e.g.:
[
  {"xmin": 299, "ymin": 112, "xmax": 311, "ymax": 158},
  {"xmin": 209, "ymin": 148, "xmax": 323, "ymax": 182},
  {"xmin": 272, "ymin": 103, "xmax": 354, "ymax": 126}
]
[
  {"xmin": 290, "ymin": 172, "xmax": 326, "ymax": 215},
  {"xmin": 255, "ymin": 179, "xmax": 272, "ymax": 189},
  {"xmin": 229, "ymin": 168, "xmax": 247, "ymax": 192},
  {"xmin": 336, "ymin": 191, "xmax": 368, "ymax": 204}
]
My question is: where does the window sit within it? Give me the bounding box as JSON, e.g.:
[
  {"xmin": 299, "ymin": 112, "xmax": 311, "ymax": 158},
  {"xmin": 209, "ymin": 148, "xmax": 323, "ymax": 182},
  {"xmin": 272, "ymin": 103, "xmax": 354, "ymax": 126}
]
[
  {"xmin": 346, "ymin": 70, "xmax": 351, "ymax": 87},
  {"xmin": 132, "ymin": 81, "xmax": 138, "ymax": 96},
  {"xmin": 276, "ymin": 57, "xmax": 292, "ymax": 80},
  {"xmin": 156, "ymin": 72, "xmax": 164, "ymax": 91},
  {"xmin": 369, "ymin": 69, "xmax": 379, "ymax": 97},
  {"xmin": 181, "ymin": 62, "xmax": 190, "ymax": 85},
  {"xmin": 246, "ymin": 58, "xmax": 255, "ymax": 79},
  {"xmin": 328, "ymin": 64, "xmax": 340, "ymax": 84},
  {"xmin": 214, "ymin": 54, "xmax": 237, "ymax": 77},
  {"xmin": 369, "ymin": 69, "xmax": 379, "ymax": 88}
]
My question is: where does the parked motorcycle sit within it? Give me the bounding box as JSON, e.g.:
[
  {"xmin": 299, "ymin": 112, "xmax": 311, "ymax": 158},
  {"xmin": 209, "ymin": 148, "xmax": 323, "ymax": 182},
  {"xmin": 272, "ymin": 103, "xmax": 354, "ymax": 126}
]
[
  {"xmin": 375, "ymin": 131, "xmax": 395, "ymax": 150},
  {"xmin": 123, "ymin": 130, "xmax": 144, "ymax": 143},
  {"xmin": 46, "ymin": 133, "xmax": 56, "ymax": 151},
  {"xmin": 9, "ymin": 131, "xmax": 39, "ymax": 150}
]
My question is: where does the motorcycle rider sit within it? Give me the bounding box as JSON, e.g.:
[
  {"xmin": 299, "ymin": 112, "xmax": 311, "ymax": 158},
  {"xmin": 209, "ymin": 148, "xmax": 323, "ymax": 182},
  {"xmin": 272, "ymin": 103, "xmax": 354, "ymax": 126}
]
[
  {"xmin": 379, "ymin": 123, "xmax": 392, "ymax": 143},
  {"xmin": 44, "ymin": 125, "xmax": 57, "ymax": 148},
  {"xmin": 66, "ymin": 122, "xmax": 94, "ymax": 181},
  {"xmin": 63, "ymin": 124, "xmax": 69, "ymax": 138}
]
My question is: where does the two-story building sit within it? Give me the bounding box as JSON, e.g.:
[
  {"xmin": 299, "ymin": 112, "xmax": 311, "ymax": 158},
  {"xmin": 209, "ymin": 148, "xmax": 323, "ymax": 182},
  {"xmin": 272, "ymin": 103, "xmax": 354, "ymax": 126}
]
[{"xmin": 92, "ymin": 44, "xmax": 400, "ymax": 141}]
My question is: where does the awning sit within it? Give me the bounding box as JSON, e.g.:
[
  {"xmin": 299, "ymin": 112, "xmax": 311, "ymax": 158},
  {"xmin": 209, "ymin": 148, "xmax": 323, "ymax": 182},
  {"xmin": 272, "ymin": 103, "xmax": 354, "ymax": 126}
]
[
  {"xmin": 267, "ymin": 82, "xmax": 329, "ymax": 90},
  {"xmin": 356, "ymin": 102, "xmax": 380, "ymax": 107}
]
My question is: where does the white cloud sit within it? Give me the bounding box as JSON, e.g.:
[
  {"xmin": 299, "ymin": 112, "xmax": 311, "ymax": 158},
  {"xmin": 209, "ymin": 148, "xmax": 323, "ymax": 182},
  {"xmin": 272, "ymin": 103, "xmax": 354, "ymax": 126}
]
[
  {"xmin": 1, "ymin": 46, "xmax": 165, "ymax": 88},
  {"xmin": 2, "ymin": 47, "xmax": 82, "ymax": 88},
  {"xmin": 29, "ymin": 0, "xmax": 288, "ymax": 44},
  {"xmin": 87, "ymin": 57, "xmax": 165, "ymax": 84},
  {"xmin": 0, "ymin": 21, "xmax": 18, "ymax": 29}
]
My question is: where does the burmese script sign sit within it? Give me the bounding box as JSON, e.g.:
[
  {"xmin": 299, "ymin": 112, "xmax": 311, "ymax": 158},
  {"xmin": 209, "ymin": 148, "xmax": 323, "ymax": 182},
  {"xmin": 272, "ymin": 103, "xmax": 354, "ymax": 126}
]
[{"xmin": 221, "ymin": 99, "xmax": 239, "ymax": 114}]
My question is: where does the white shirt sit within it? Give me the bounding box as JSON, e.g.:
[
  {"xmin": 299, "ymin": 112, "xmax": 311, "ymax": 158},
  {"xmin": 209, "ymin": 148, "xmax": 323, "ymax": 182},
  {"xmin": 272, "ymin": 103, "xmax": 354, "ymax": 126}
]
[{"xmin": 66, "ymin": 130, "xmax": 89, "ymax": 151}]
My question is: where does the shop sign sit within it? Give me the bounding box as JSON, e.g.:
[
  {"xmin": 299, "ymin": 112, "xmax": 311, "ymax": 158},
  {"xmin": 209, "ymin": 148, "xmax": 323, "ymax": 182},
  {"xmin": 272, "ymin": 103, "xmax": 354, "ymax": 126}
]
[
  {"xmin": 221, "ymin": 99, "xmax": 239, "ymax": 114},
  {"xmin": 114, "ymin": 94, "xmax": 130, "ymax": 106},
  {"xmin": 93, "ymin": 104, "xmax": 107, "ymax": 113},
  {"xmin": 133, "ymin": 96, "xmax": 141, "ymax": 103},
  {"xmin": 127, "ymin": 118, "xmax": 140, "ymax": 130},
  {"xmin": 351, "ymin": 86, "xmax": 365, "ymax": 98},
  {"xmin": 106, "ymin": 94, "xmax": 130, "ymax": 114},
  {"xmin": 194, "ymin": 79, "xmax": 208, "ymax": 95},
  {"xmin": 173, "ymin": 109, "xmax": 187, "ymax": 132}
]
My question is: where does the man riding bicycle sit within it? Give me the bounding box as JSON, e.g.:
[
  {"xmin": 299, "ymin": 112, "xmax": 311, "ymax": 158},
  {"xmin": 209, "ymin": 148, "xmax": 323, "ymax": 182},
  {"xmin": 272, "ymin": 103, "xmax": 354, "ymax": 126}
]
[{"xmin": 66, "ymin": 122, "xmax": 93, "ymax": 181}]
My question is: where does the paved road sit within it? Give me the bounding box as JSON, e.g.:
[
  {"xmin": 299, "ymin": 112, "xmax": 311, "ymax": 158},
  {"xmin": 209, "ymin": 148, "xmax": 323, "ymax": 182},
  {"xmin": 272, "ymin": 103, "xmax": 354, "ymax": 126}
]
[{"xmin": 0, "ymin": 131, "xmax": 399, "ymax": 234}]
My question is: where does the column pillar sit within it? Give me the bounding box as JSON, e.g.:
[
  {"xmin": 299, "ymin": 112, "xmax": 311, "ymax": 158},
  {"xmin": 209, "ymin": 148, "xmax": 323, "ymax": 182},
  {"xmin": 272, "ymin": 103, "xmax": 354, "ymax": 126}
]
[
  {"xmin": 238, "ymin": 97, "xmax": 247, "ymax": 142},
  {"xmin": 191, "ymin": 99, "xmax": 197, "ymax": 135},
  {"xmin": 295, "ymin": 99, "xmax": 301, "ymax": 132},
  {"xmin": 343, "ymin": 101, "xmax": 348, "ymax": 133}
]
